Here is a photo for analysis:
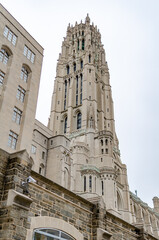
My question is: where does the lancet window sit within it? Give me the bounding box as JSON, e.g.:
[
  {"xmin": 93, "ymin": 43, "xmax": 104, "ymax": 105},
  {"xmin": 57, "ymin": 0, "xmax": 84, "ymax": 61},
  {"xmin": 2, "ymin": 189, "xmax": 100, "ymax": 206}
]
[
  {"xmin": 89, "ymin": 54, "xmax": 91, "ymax": 63},
  {"xmin": 102, "ymin": 181, "xmax": 104, "ymax": 195},
  {"xmin": 77, "ymin": 112, "xmax": 82, "ymax": 129},
  {"xmin": 89, "ymin": 176, "xmax": 92, "ymax": 192},
  {"xmin": 76, "ymin": 75, "xmax": 78, "ymax": 106},
  {"xmin": 80, "ymin": 74, "xmax": 83, "ymax": 104},
  {"xmin": 84, "ymin": 176, "xmax": 86, "ymax": 192},
  {"xmin": 64, "ymin": 80, "xmax": 67, "ymax": 110},
  {"xmin": 73, "ymin": 62, "xmax": 76, "ymax": 72},
  {"xmin": 66, "ymin": 65, "xmax": 70, "ymax": 75},
  {"xmin": 82, "ymin": 39, "xmax": 85, "ymax": 50},
  {"xmin": 80, "ymin": 60, "xmax": 83, "ymax": 69},
  {"xmin": 64, "ymin": 116, "xmax": 67, "ymax": 134}
]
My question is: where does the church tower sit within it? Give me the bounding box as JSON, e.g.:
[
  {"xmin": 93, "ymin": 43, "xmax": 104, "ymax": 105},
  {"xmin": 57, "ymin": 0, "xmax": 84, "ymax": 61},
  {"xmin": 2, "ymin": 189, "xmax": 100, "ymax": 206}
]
[{"xmin": 47, "ymin": 15, "xmax": 131, "ymax": 221}]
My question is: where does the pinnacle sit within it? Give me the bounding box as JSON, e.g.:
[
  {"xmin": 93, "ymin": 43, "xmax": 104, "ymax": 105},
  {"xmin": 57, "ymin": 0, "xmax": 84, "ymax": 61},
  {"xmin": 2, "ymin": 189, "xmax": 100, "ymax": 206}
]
[{"xmin": 85, "ymin": 13, "xmax": 90, "ymax": 24}]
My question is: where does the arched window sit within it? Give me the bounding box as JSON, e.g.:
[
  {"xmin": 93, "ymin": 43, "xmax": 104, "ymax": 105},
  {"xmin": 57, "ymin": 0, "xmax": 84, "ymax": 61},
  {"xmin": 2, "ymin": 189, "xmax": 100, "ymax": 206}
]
[
  {"xmin": 64, "ymin": 116, "xmax": 67, "ymax": 134},
  {"xmin": 0, "ymin": 48, "xmax": 9, "ymax": 64},
  {"xmin": 80, "ymin": 74, "xmax": 83, "ymax": 104},
  {"xmin": 84, "ymin": 176, "xmax": 86, "ymax": 192},
  {"xmin": 101, "ymin": 181, "xmax": 104, "ymax": 195},
  {"xmin": 89, "ymin": 54, "xmax": 91, "ymax": 63},
  {"xmin": 80, "ymin": 60, "xmax": 83, "ymax": 69},
  {"xmin": 33, "ymin": 228, "xmax": 74, "ymax": 240},
  {"xmin": 64, "ymin": 167, "xmax": 69, "ymax": 188},
  {"xmin": 105, "ymin": 139, "xmax": 108, "ymax": 145},
  {"xmin": 39, "ymin": 163, "xmax": 45, "ymax": 176},
  {"xmin": 77, "ymin": 39, "xmax": 80, "ymax": 50},
  {"xmin": 64, "ymin": 80, "xmax": 67, "ymax": 110},
  {"xmin": 66, "ymin": 65, "xmax": 70, "ymax": 75},
  {"xmin": 76, "ymin": 75, "xmax": 78, "ymax": 106},
  {"xmin": 117, "ymin": 191, "xmax": 123, "ymax": 211},
  {"xmin": 101, "ymin": 139, "xmax": 103, "ymax": 146},
  {"xmin": 82, "ymin": 39, "xmax": 85, "ymax": 50},
  {"xmin": 73, "ymin": 62, "xmax": 76, "ymax": 72},
  {"xmin": 95, "ymin": 177, "xmax": 96, "ymax": 192},
  {"xmin": 77, "ymin": 112, "xmax": 82, "ymax": 129},
  {"xmin": 89, "ymin": 176, "xmax": 92, "ymax": 192},
  {"xmin": 20, "ymin": 66, "xmax": 29, "ymax": 82}
]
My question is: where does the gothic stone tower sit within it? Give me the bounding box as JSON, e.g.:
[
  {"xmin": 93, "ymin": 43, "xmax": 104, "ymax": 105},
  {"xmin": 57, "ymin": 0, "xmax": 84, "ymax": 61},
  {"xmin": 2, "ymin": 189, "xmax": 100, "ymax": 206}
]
[{"xmin": 47, "ymin": 15, "xmax": 131, "ymax": 221}]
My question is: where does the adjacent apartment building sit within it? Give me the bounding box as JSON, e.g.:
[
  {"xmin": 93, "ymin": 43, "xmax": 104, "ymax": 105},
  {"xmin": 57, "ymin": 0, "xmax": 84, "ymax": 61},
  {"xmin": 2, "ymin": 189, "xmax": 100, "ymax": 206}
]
[
  {"xmin": 0, "ymin": 4, "xmax": 43, "ymax": 154},
  {"xmin": 0, "ymin": 4, "xmax": 159, "ymax": 240}
]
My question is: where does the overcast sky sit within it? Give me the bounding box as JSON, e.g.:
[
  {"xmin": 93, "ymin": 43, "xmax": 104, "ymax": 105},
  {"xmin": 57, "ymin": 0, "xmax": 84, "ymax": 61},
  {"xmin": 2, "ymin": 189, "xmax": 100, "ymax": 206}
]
[{"xmin": 1, "ymin": 0, "xmax": 159, "ymax": 207}]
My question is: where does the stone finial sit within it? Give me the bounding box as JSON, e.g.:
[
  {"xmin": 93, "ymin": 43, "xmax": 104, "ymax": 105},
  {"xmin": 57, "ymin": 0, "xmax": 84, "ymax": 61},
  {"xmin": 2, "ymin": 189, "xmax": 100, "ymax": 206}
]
[
  {"xmin": 85, "ymin": 13, "xmax": 90, "ymax": 24},
  {"xmin": 67, "ymin": 23, "xmax": 70, "ymax": 31}
]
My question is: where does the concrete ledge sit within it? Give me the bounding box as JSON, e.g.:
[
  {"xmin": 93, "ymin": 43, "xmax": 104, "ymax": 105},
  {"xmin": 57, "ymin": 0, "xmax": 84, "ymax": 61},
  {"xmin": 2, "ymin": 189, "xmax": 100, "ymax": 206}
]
[{"xmin": 6, "ymin": 189, "xmax": 32, "ymax": 210}]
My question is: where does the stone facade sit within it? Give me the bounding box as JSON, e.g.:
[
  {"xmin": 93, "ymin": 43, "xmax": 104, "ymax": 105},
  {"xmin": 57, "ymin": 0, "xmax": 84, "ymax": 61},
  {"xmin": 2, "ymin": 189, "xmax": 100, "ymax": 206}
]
[
  {"xmin": 0, "ymin": 4, "xmax": 43, "ymax": 154},
  {"xmin": 0, "ymin": 149, "xmax": 158, "ymax": 240},
  {"xmin": 0, "ymin": 4, "xmax": 158, "ymax": 240}
]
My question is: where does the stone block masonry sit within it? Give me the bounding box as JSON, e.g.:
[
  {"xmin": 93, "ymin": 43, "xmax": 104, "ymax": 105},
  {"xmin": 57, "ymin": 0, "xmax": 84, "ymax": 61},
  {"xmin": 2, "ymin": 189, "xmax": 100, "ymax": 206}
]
[{"xmin": 0, "ymin": 149, "xmax": 158, "ymax": 240}]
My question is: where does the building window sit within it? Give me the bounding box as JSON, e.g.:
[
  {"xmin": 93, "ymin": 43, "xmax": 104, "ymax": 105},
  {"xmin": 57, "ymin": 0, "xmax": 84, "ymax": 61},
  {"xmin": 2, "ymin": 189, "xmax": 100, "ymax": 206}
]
[
  {"xmin": 0, "ymin": 48, "xmax": 9, "ymax": 64},
  {"xmin": 12, "ymin": 107, "xmax": 22, "ymax": 124},
  {"xmin": 89, "ymin": 175, "xmax": 92, "ymax": 192},
  {"xmin": 89, "ymin": 54, "xmax": 91, "ymax": 63},
  {"xmin": 77, "ymin": 112, "xmax": 82, "ymax": 129},
  {"xmin": 31, "ymin": 145, "xmax": 36, "ymax": 154},
  {"xmin": 89, "ymin": 69, "xmax": 91, "ymax": 73},
  {"xmin": 66, "ymin": 65, "xmax": 69, "ymax": 75},
  {"xmin": 20, "ymin": 66, "xmax": 28, "ymax": 82},
  {"xmin": 23, "ymin": 45, "xmax": 35, "ymax": 63},
  {"xmin": 101, "ymin": 149, "xmax": 104, "ymax": 154},
  {"xmin": 102, "ymin": 181, "xmax": 104, "ymax": 195},
  {"xmin": 0, "ymin": 70, "xmax": 5, "ymax": 85},
  {"xmin": 64, "ymin": 116, "xmax": 67, "ymax": 134},
  {"xmin": 51, "ymin": 140, "xmax": 53, "ymax": 145},
  {"xmin": 3, "ymin": 26, "xmax": 17, "ymax": 45},
  {"xmin": 80, "ymin": 60, "xmax": 83, "ymax": 69},
  {"xmin": 73, "ymin": 62, "xmax": 76, "ymax": 72},
  {"xmin": 82, "ymin": 39, "xmax": 85, "ymax": 50},
  {"xmin": 33, "ymin": 228, "xmax": 74, "ymax": 240},
  {"xmin": 105, "ymin": 139, "xmax": 108, "ymax": 145},
  {"xmin": 16, "ymin": 86, "xmax": 26, "ymax": 102},
  {"xmin": 82, "ymin": 31, "xmax": 84, "ymax": 36},
  {"xmin": 64, "ymin": 80, "xmax": 67, "ymax": 110},
  {"xmin": 80, "ymin": 74, "xmax": 83, "ymax": 104},
  {"xmin": 39, "ymin": 164, "xmax": 45, "ymax": 175},
  {"xmin": 84, "ymin": 176, "xmax": 86, "ymax": 192},
  {"xmin": 101, "ymin": 139, "xmax": 103, "ymax": 146},
  {"xmin": 8, "ymin": 130, "xmax": 18, "ymax": 149},
  {"xmin": 106, "ymin": 148, "xmax": 108, "ymax": 154},
  {"xmin": 95, "ymin": 177, "xmax": 96, "ymax": 192},
  {"xmin": 42, "ymin": 151, "xmax": 45, "ymax": 159},
  {"xmin": 77, "ymin": 39, "xmax": 80, "ymax": 50},
  {"xmin": 76, "ymin": 75, "xmax": 78, "ymax": 106}
]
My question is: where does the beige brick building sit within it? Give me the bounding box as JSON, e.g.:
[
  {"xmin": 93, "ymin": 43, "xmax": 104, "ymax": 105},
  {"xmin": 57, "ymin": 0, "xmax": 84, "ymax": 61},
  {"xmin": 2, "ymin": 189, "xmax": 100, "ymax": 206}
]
[
  {"xmin": 0, "ymin": 4, "xmax": 43, "ymax": 154},
  {"xmin": 0, "ymin": 4, "xmax": 159, "ymax": 240}
]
